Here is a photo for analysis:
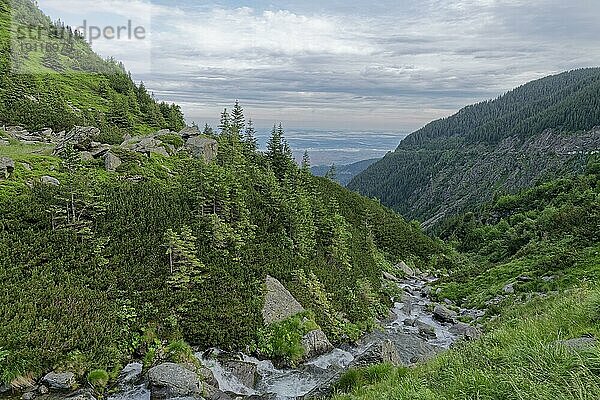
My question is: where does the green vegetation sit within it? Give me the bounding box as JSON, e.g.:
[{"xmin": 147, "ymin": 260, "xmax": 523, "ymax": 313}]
[
  {"xmin": 257, "ymin": 311, "xmax": 319, "ymax": 366},
  {"xmin": 87, "ymin": 369, "xmax": 109, "ymax": 393},
  {"xmin": 349, "ymin": 68, "xmax": 600, "ymax": 224},
  {"xmin": 0, "ymin": 102, "xmax": 443, "ymax": 386},
  {"xmin": 0, "ymin": 0, "xmax": 185, "ymax": 134}
]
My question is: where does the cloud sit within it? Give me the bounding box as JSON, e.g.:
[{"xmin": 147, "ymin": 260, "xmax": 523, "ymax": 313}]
[{"xmin": 36, "ymin": 0, "xmax": 600, "ymax": 131}]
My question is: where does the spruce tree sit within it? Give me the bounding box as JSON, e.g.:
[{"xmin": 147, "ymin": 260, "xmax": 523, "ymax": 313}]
[
  {"xmin": 243, "ymin": 118, "xmax": 258, "ymax": 153},
  {"xmin": 218, "ymin": 109, "xmax": 231, "ymax": 136}
]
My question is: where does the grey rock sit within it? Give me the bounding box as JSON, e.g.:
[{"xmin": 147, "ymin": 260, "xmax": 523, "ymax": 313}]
[
  {"xmin": 352, "ymin": 340, "xmax": 402, "ymax": 368},
  {"xmin": 38, "ymin": 385, "xmax": 48, "ymax": 395},
  {"xmin": 21, "ymin": 162, "xmax": 32, "ymax": 171},
  {"xmin": 104, "ymin": 152, "xmax": 122, "ymax": 172},
  {"xmin": 417, "ymin": 321, "xmax": 436, "ymax": 339},
  {"xmin": 396, "ymin": 261, "xmax": 414, "ymax": 277},
  {"xmin": 221, "ymin": 360, "xmax": 257, "ymax": 389},
  {"xmin": 301, "ymin": 330, "xmax": 334, "ymax": 360},
  {"xmin": 0, "ymin": 138, "xmax": 9, "ymax": 146},
  {"xmin": 503, "ymin": 283, "xmax": 515, "ymax": 294},
  {"xmin": 203, "ymin": 384, "xmax": 233, "ymax": 400},
  {"xmin": 383, "ymin": 271, "xmax": 399, "ymax": 282},
  {"xmin": 542, "ymin": 275, "xmax": 556, "ymax": 282},
  {"xmin": 41, "ymin": 176, "xmax": 60, "ymax": 186},
  {"xmin": 0, "ymin": 383, "xmax": 11, "ymax": 394},
  {"xmin": 403, "ymin": 318, "xmax": 417, "ymax": 327},
  {"xmin": 517, "ymin": 275, "xmax": 533, "ymax": 282},
  {"xmin": 262, "ymin": 275, "xmax": 305, "ymax": 325},
  {"xmin": 117, "ymin": 362, "xmax": 143, "ymax": 386},
  {"xmin": 90, "ymin": 143, "xmax": 110, "ymax": 158},
  {"xmin": 80, "ymin": 151, "xmax": 94, "ymax": 162},
  {"xmin": 432, "ymin": 304, "xmax": 457, "ymax": 322},
  {"xmin": 22, "ymin": 391, "xmax": 35, "ymax": 400},
  {"xmin": 449, "ymin": 322, "xmax": 482, "ymax": 340},
  {"xmin": 443, "ymin": 298, "xmax": 454, "ymax": 305},
  {"xmin": 121, "ymin": 136, "xmax": 171, "ymax": 157},
  {"xmin": 180, "ymin": 126, "xmax": 202, "ymax": 140},
  {"xmin": 65, "ymin": 389, "xmax": 97, "ymax": 400},
  {"xmin": 557, "ymin": 335, "xmax": 596, "ymax": 351},
  {"xmin": 42, "ymin": 372, "xmax": 75, "ymax": 390},
  {"xmin": 0, "ymin": 156, "xmax": 15, "ymax": 178},
  {"xmin": 199, "ymin": 366, "xmax": 219, "ymax": 389},
  {"xmin": 185, "ymin": 136, "xmax": 218, "ymax": 162},
  {"xmin": 54, "ymin": 126, "xmax": 100, "ymax": 154},
  {"xmin": 147, "ymin": 363, "xmax": 202, "ymax": 399}
]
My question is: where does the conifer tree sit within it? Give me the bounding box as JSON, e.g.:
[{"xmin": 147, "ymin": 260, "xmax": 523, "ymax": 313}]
[
  {"xmin": 243, "ymin": 118, "xmax": 258, "ymax": 153},
  {"xmin": 164, "ymin": 226, "xmax": 205, "ymax": 289},
  {"xmin": 218, "ymin": 109, "xmax": 231, "ymax": 136}
]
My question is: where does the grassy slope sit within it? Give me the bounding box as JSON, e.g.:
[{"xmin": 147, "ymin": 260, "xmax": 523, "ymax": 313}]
[{"xmin": 333, "ymin": 164, "xmax": 600, "ymax": 399}]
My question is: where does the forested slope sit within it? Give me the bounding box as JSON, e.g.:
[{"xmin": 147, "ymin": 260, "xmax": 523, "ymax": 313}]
[{"xmin": 349, "ymin": 69, "xmax": 600, "ymax": 226}]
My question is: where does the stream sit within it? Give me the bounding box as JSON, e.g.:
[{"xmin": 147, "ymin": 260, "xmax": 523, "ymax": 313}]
[{"xmin": 110, "ymin": 276, "xmax": 479, "ymax": 400}]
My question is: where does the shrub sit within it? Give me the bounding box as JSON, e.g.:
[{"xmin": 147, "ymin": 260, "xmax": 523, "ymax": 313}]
[{"xmin": 88, "ymin": 369, "xmax": 109, "ymax": 391}]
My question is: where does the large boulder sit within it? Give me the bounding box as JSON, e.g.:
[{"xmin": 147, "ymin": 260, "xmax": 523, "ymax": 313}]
[
  {"xmin": 147, "ymin": 363, "xmax": 202, "ymax": 399},
  {"xmin": 221, "ymin": 360, "xmax": 257, "ymax": 389},
  {"xmin": 262, "ymin": 276, "xmax": 305, "ymax": 325},
  {"xmin": 42, "ymin": 372, "xmax": 75, "ymax": 391},
  {"xmin": 449, "ymin": 322, "xmax": 482, "ymax": 341},
  {"xmin": 432, "ymin": 304, "xmax": 457, "ymax": 323},
  {"xmin": 41, "ymin": 176, "xmax": 60, "ymax": 186},
  {"xmin": 185, "ymin": 136, "xmax": 218, "ymax": 162},
  {"xmin": 54, "ymin": 126, "xmax": 100, "ymax": 154},
  {"xmin": 180, "ymin": 126, "xmax": 202, "ymax": 140},
  {"xmin": 301, "ymin": 330, "xmax": 334, "ymax": 360},
  {"xmin": 116, "ymin": 362, "xmax": 143, "ymax": 386},
  {"xmin": 0, "ymin": 157, "xmax": 15, "ymax": 179},
  {"xmin": 396, "ymin": 261, "xmax": 414, "ymax": 277},
  {"xmin": 352, "ymin": 340, "xmax": 402, "ymax": 368}
]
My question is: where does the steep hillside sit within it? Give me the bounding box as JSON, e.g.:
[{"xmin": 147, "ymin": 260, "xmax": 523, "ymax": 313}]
[
  {"xmin": 0, "ymin": 0, "xmax": 184, "ymax": 136},
  {"xmin": 311, "ymin": 158, "xmax": 379, "ymax": 186},
  {"xmin": 0, "ymin": 104, "xmax": 445, "ymax": 386},
  {"xmin": 349, "ymin": 69, "xmax": 600, "ymax": 226}
]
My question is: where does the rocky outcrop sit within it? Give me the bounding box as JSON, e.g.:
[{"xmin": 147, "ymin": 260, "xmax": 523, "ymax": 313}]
[
  {"xmin": 54, "ymin": 126, "xmax": 100, "ymax": 154},
  {"xmin": 0, "ymin": 157, "xmax": 15, "ymax": 179},
  {"xmin": 301, "ymin": 330, "xmax": 334, "ymax": 360},
  {"xmin": 147, "ymin": 363, "xmax": 202, "ymax": 399},
  {"xmin": 121, "ymin": 135, "xmax": 172, "ymax": 157},
  {"xmin": 41, "ymin": 372, "xmax": 75, "ymax": 391},
  {"xmin": 185, "ymin": 136, "xmax": 218, "ymax": 162},
  {"xmin": 262, "ymin": 276, "xmax": 305, "ymax": 325}
]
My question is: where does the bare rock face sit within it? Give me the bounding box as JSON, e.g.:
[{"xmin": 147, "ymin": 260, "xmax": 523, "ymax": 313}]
[
  {"xmin": 262, "ymin": 276, "xmax": 305, "ymax": 325},
  {"xmin": 301, "ymin": 330, "xmax": 334, "ymax": 360},
  {"xmin": 185, "ymin": 136, "xmax": 218, "ymax": 162}
]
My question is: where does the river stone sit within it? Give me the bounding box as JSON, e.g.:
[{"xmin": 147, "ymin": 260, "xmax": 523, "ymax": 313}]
[
  {"xmin": 383, "ymin": 271, "xmax": 399, "ymax": 282},
  {"xmin": 416, "ymin": 321, "xmax": 436, "ymax": 339},
  {"xmin": 262, "ymin": 276, "xmax": 305, "ymax": 325},
  {"xmin": 449, "ymin": 322, "xmax": 482, "ymax": 340},
  {"xmin": 0, "ymin": 157, "xmax": 15, "ymax": 179},
  {"xmin": 104, "ymin": 152, "xmax": 122, "ymax": 172},
  {"xmin": 221, "ymin": 360, "xmax": 257, "ymax": 389},
  {"xmin": 432, "ymin": 304, "xmax": 457, "ymax": 322},
  {"xmin": 199, "ymin": 366, "xmax": 219, "ymax": 389},
  {"xmin": 22, "ymin": 391, "xmax": 35, "ymax": 400},
  {"xmin": 41, "ymin": 176, "xmax": 60, "ymax": 186},
  {"xmin": 42, "ymin": 372, "xmax": 75, "ymax": 390},
  {"xmin": 64, "ymin": 389, "xmax": 97, "ymax": 400},
  {"xmin": 203, "ymin": 384, "xmax": 233, "ymax": 400},
  {"xmin": 147, "ymin": 362, "xmax": 202, "ymax": 399},
  {"xmin": 352, "ymin": 340, "xmax": 402, "ymax": 368},
  {"xmin": 185, "ymin": 136, "xmax": 218, "ymax": 162},
  {"xmin": 301, "ymin": 330, "xmax": 334, "ymax": 360},
  {"xmin": 117, "ymin": 362, "xmax": 143, "ymax": 386}
]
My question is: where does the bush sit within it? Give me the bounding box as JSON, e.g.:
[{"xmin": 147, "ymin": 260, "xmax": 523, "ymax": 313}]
[{"xmin": 88, "ymin": 369, "xmax": 109, "ymax": 391}]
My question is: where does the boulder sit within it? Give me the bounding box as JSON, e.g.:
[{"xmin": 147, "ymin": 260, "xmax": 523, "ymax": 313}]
[
  {"xmin": 416, "ymin": 322, "xmax": 436, "ymax": 339},
  {"xmin": 199, "ymin": 366, "xmax": 219, "ymax": 389},
  {"xmin": 262, "ymin": 276, "xmax": 305, "ymax": 325},
  {"xmin": 432, "ymin": 304, "xmax": 457, "ymax": 323},
  {"xmin": 22, "ymin": 391, "xmax": 35, "ymax": 400},
  {"xmin": 396, "ymin": 261, "xmax": 414, "ymax": 277},
  {"xmin": 41, "ymin": 176, "xmax": 60, "ymax": 186},
  {"xmin": 203, "ymin": 384, "xmax": 234, "ymax": 400},
  {"xmin": 117, "ymin": 362, "xmax": 143, "ymax": 386},
  {"xmin": 449, "ymin": 322, "xmax": 482, "ymax": 340},
  {"xmin": 42, "ymin": 372, "xmax": 75, "ymax": 391},
  {"xmin": 104, "ymin": 152, "xmax": 122, "ymax": 172},
  {"xmin": 80, "ymin": 151, "xmax": 94, "ymax": 162},
  {"xmin": 54, "ymin": 126, "xmax": 100, "ymax": 154},
  {"xmin": 0, "ymin": 157, "xmax": 15, "ymax": 179},
  {"xmin": 352, "ymin": 340, "xmax": 402, "ymax": 368},
  {"xmin": 301, "ymin": 330, "xmax": 334, "ymax": 359},
  {"xmin": 383, "ymin": 271, "xmax": 399, "ymax": 282},
  {"xmin": 503, "ymin": 283, "xmax": 515, "ymax": 294},
  {"xmin": 403, "ymin": 318, "xmax": 417, "ymax": 327},
  {"xmin": 64, "ymin": 389, "xmax": 97, "ymax": 400},
  {"xmin": 89, "ymin": 143, "xmax": 110, "ymax": 158},
  {"xmin": 185, "ymin": 136, "xmax": 218, "ymax": 162},
  {"xmin": 147, "ymin": 363, "xmax": 202, "ymax": 399},
  {"xmin": 121, "ymin": 136, "xmax": 171, "ymax": 157},
  {"xmin": 221, "ymin": 360, "xmax": 257, "ymax": 389}
]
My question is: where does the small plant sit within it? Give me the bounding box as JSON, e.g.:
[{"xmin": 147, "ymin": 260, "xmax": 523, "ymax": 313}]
[
  {"xmin": 166, "ymin": 339, "xmax": 199, "ymax": 367},
  {"xmin": 88, "ymin": 369, "xmax": 109, "ymax": 393}
]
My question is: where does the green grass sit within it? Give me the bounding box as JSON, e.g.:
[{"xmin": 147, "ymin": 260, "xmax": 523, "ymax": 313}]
[{"xmin": 334, "ymin": 287, "xmax": 600, "ymax": 400}]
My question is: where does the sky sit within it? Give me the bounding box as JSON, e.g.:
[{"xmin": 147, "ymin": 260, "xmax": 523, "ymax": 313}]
[{"xmin": 36, "ymin": 0, "xmax": 600, "ymax": 131}]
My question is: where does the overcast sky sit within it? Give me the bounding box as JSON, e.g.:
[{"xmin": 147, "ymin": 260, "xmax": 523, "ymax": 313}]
[{"xmin": 37, "ymin": 0, "xmax": 600, "ymax": 130}]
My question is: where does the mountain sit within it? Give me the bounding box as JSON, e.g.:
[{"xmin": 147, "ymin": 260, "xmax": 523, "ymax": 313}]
[
  {"xmin": 311, "ymin": 158, "xmax": 379, "ymax": 186},
  {"xmin": 348, "ymin": 68, "xmax": 600, "ymax": 227},
  {"xmin": 0, "ymin": 0, "xmax": 185, "ymax": 137}
]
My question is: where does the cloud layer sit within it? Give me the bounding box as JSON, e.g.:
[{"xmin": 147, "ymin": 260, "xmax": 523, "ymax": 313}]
[{"xmin": 38, "ymin": 0, "xmax": 600, "ymax": 130}]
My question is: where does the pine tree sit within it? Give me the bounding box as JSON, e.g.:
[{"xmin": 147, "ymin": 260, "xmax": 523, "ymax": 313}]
[
  {"xmin": 164, "ymin": 226, "xmax": 205, "ymax": 289},
  {"xmin": 243, "ymin": 118, "xmax": 258, "ymax": 153},
  {"xmin": 203, "ymin": 123, "xmax": 215, "ymax": 137},
  {"xmin": 231, "ymin": 100, "xmax": 245, "ymax": 139},
  {"xmin": 218, "ymin": 109, "xmax": 231, "ymax": 136},
  {"xmin": 301, "ymin": 151, "xmax": 311, "ymax": 172},
  {"xmin": 325, "ymin": 164, "xmax": 337, "ymax": 181}
]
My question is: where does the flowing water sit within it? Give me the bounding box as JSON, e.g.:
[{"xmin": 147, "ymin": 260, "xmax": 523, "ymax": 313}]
[{"xmin": 110, "ymin": 276, "xmax": 472, "ymax": 400}]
